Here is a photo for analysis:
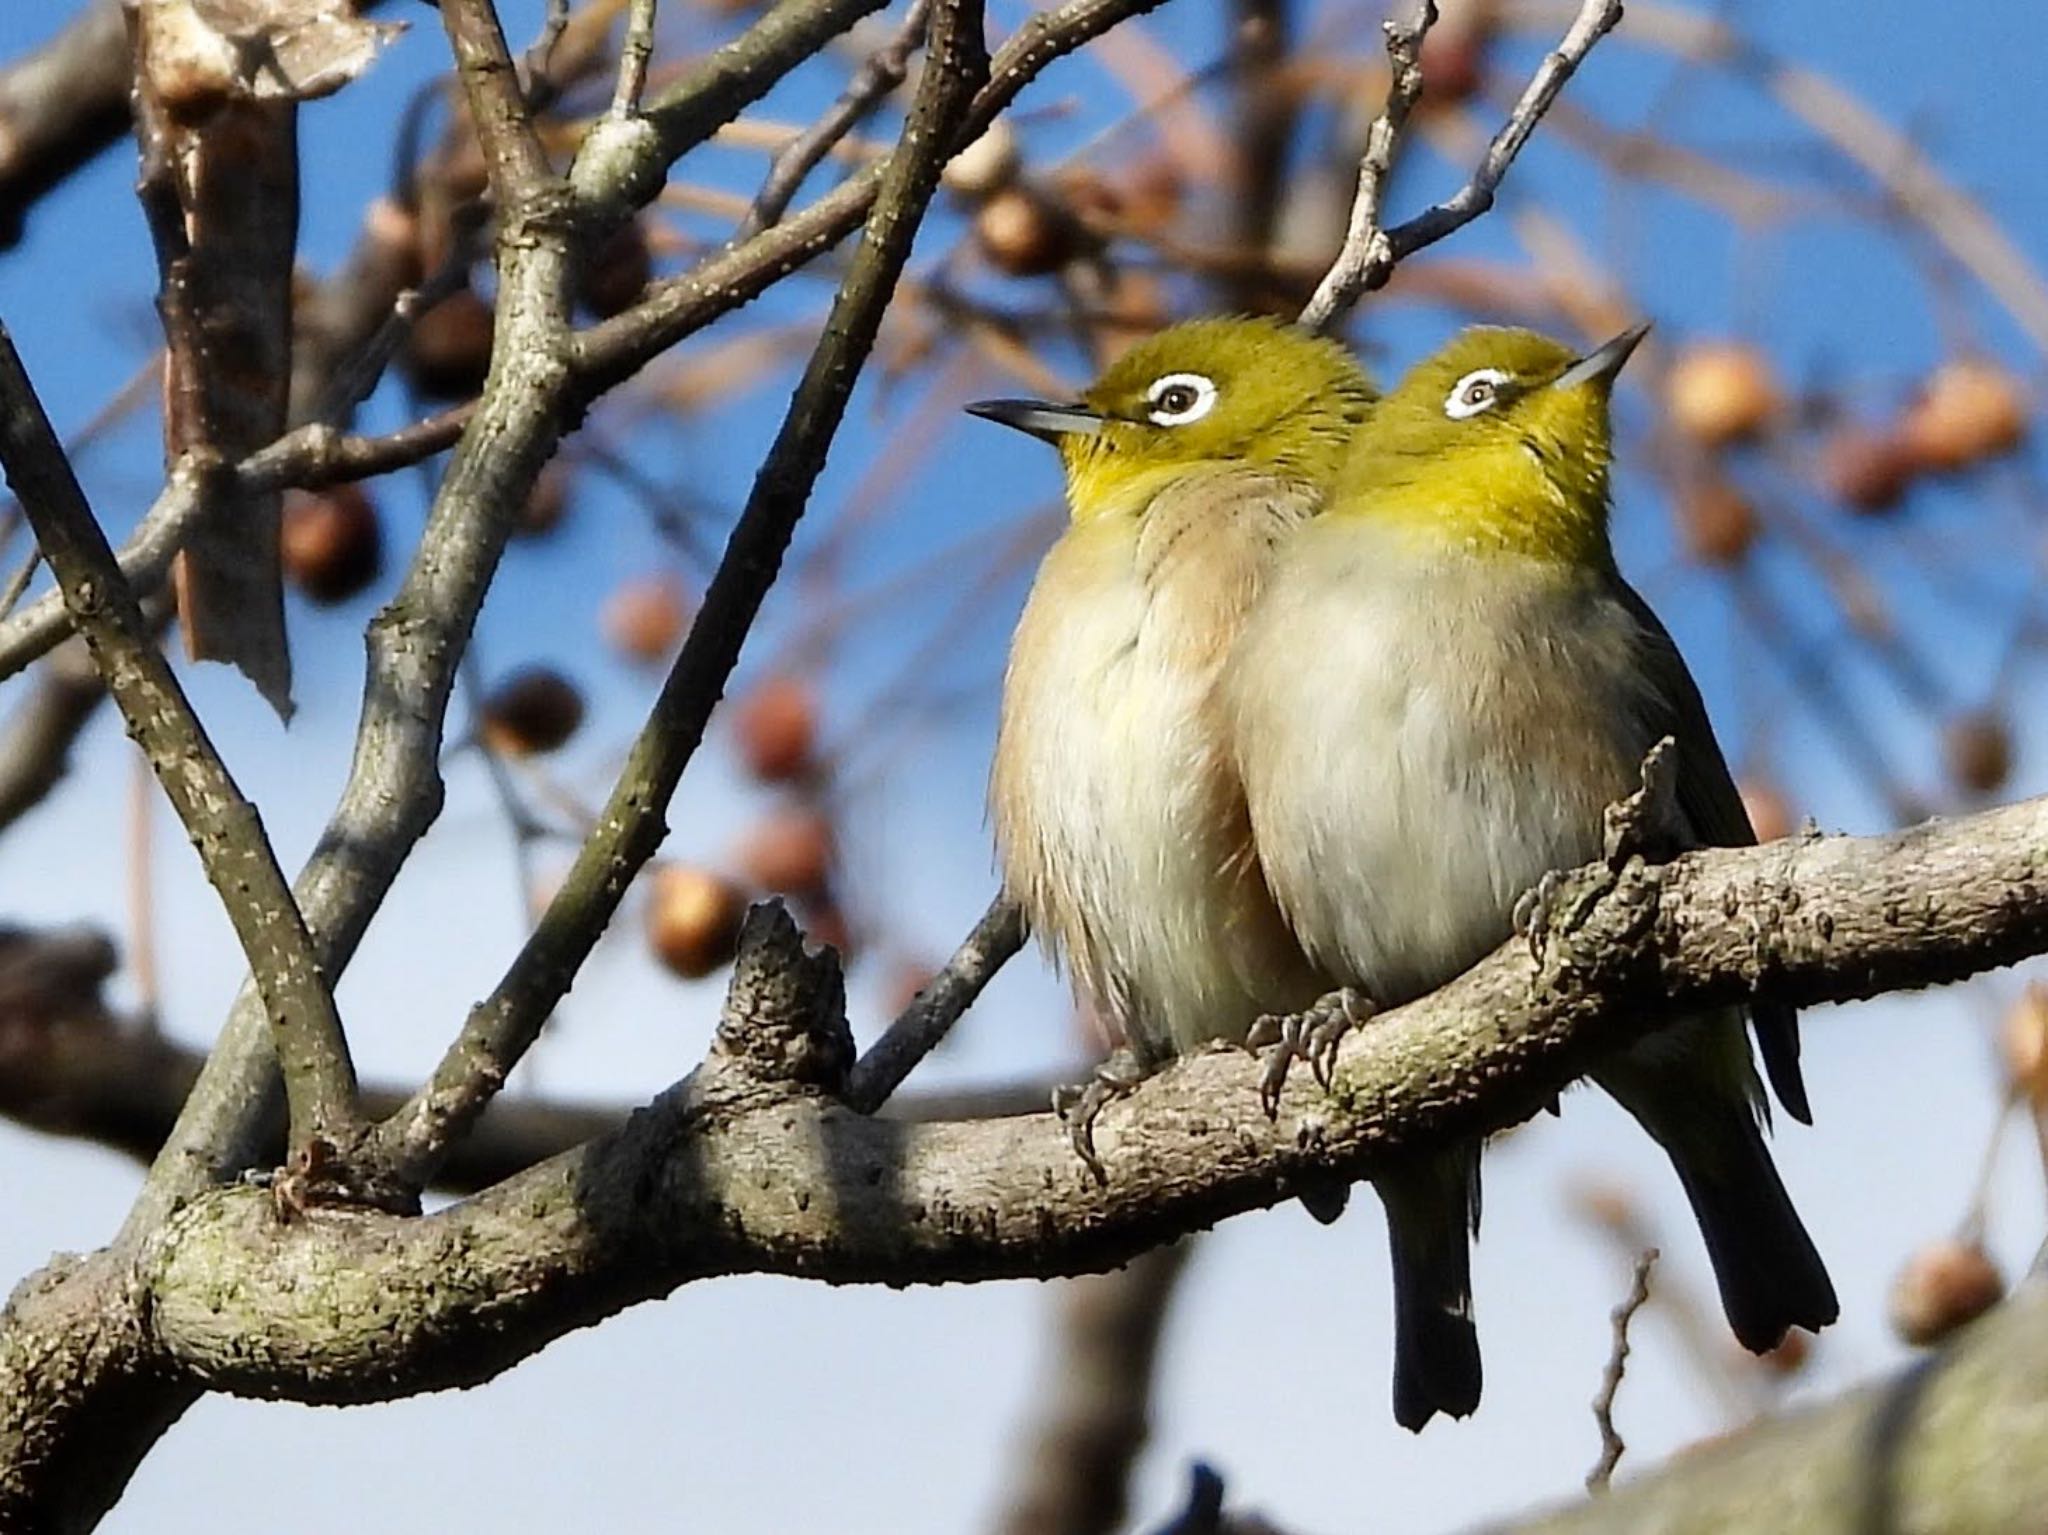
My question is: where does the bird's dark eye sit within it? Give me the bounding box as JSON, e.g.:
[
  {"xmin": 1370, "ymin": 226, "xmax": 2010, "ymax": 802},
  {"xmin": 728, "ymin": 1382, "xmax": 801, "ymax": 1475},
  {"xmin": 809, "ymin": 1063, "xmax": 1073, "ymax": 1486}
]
[
  {"xmin": 1444, "ymin": 367, "xmax": 1512, "ymax": 420},
  {"xmin": 1145, "ymin": 371, "xmax": 1218, "ymax": 426}
]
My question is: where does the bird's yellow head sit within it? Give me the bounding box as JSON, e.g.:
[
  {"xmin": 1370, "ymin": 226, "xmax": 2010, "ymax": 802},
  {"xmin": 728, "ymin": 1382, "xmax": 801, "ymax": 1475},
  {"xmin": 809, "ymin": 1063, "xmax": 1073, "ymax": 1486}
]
[
  {"xmin": 967, "ymin": 316, "xmax": 1376, "ymax": 521},
  {"xmin": 1335, "ymin": 323, "xmax": 1649, "ymax": 566}
]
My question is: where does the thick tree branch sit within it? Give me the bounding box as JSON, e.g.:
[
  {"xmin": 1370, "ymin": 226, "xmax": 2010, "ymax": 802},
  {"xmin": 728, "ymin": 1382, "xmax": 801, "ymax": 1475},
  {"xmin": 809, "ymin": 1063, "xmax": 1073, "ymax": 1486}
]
[
  {"xmin": 375, "ymin": 0, "xmax": 992, "ymax": 1188},
  {"xmin": 0, "ymin": 944, "xmax": 1055, "ymax": 1190},
  {"xmin": 0, "ymin": 327, "xmax": 361, "ymax": 1162},
  {"xmin": 107, "ymin": 792, "xmax": 2048, "ymax": 1400},
  {"xmin": 4, "ymin": 784, "xmax": 2046, "ymax": 1528}
]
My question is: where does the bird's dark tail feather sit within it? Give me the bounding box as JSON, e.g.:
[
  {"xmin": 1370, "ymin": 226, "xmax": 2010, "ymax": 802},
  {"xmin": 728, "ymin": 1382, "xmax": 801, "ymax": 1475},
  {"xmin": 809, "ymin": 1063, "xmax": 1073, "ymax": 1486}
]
[
  {"xmin": 1670, "ymin": 1110, "xmax": 1838, "ymax": 1352},
  {"xmin": 1377, "ymin": 1147, "xmax": 1483, "ymax": 1431}
]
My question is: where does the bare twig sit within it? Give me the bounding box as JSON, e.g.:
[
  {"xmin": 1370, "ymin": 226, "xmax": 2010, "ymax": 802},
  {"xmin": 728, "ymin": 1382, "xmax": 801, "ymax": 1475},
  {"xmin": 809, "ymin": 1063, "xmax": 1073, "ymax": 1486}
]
[
  {"xmin": 737, "ymin": 0, "xmax": 934, "ymax": 239},
  {"xmin": 0, "ymin": 469, "xmax": 207, "ymax": 685},
  {"xmin": 522, "ymin": 0, "xmax": 574, "ymax": 101},
  {"xmin": 845, "ymin": 894, "xmax": 1026, "ymax": 1112},
  {"xmin": 575, "ymin": 0, "xmax": 893, "ymax": 222},
  {"xmin": 1296, "ymin": 0, "xmax": 1435, "ymax": 332},
  {"xmin": 1299, "ymin": 0, "xmax": 1625, "ymax": 332},
  {"xmin": 119, "ymin": 0, "xmax": 582, "ymax": 1237},
  {"xmin": 1511, "ymin": 0, "xmax": 2048, "ymax": 358},
  {"xmin": 373, "ymin": 0, "xmax": 993, "ymax": 1187},
  {"xmin": 0, "ymin": 635, "xmax": 111, "ymax": 836},
  {"xmin": 1587, "ymin": 1247, "xmax": 1658, "ymax": 1492},
  {"xmin": 575, "ymin": 0, "xmax": 1190, "ymax": 393},
  {"xmin": 610, "ymin": 0, "xmax": 660, "ymax": 118},
  {"xmin": 0, "ymin": 327, "xmax": 362, "ymax": 1162},
  {"xmin": 125, "ymin": 752, "xmax": 161, "ymax": 1027}
]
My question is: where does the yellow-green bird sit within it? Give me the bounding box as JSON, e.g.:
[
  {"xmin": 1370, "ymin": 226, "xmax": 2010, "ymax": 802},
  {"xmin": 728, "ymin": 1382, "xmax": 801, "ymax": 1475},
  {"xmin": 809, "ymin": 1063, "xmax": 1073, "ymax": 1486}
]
[
  {"xmin": 1225, "ymin": 324, "xmax": 1838, "ymax": 1403},
  {"xmin": 971, "ymin": 315, "xmax": 1483, "ymax": 1432}
]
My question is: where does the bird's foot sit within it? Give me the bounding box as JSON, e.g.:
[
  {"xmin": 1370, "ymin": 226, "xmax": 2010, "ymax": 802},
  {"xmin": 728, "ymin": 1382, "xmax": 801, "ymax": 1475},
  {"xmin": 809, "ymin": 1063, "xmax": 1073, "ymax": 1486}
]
[
  {"xmin": 1513, "ymin": 870, "xmax": 1568, "ymax": 969},
  {"xmin": 1247, "ymin": 988, "xmax": 1375, "ymax": 1117},
  {"xmin": 1051, "ymin": 1047, "xmax": 1148, "ymax": 1183},
  {"xmin": 1603, "ymin": 735, "xmax": 1684, "ymax": 868},
  {"xmin": 1515, "ymin": 741, "xmax": 1683, "ymax": 979}
]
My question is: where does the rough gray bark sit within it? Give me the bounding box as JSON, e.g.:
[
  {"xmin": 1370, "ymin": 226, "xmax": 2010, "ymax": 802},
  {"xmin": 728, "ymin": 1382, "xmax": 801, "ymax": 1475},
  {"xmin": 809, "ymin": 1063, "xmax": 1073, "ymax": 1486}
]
[{"xmin": 1489, "ymin": 1281, "xmax": 2048, "ymax": 1535}]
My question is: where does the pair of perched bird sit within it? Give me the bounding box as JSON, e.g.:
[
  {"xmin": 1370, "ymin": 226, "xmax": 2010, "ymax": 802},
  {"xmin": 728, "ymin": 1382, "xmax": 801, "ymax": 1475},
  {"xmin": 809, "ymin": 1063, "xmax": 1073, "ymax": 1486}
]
[{"xmin": 971, "ymin": 316, "xmax": 1837, "ymax": 1431}]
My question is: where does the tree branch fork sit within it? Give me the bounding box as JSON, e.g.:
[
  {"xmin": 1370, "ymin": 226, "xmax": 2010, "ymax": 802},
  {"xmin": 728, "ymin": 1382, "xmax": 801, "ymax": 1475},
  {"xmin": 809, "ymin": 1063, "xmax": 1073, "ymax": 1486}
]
[{"xmin": 53, "ymin": 787, "xmax": 2048, "ymax": 1404}]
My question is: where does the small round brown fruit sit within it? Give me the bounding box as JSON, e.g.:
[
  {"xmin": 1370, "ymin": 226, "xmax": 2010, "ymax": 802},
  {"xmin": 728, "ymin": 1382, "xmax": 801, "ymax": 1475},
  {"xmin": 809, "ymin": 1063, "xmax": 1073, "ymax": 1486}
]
[
  {"xmin": 281, "ymin": 485, "xmax": 382, "ymax": 604},
  {"xmin": 736, "ymin": 805, "xmax": 834, "ymax": 896},
  {"xmin": 1678, "ymin": 477, "xmax": 1758, "ymax": 565},
  {"xmin": 1756, "ymin": 1328, "xmax": 1813, "ymax": 1378},
  {"xmin": 1820, "ymin": 426, "xmax": 1917, "ymax": 514},
  {"xmin": 881, "ymin": 955, "xmax": 941, "ymax": 1019},
  {"xmin": 975, "ymin": 185, "xmax": 1084, "ymax": 277},
  {"xmin": 1095, "ymin": 268, "xmax": 1170, "ymax": 364},
  {"xmin": 362, "ymin": 196, "xmax": 427, "ymax": 293},
  {"xmin": 402, "ymin": 287, "xmax": 494, "ymax": 401},
  {"xmin": 1118, "ymin": 156, "xmax": 1184, "ymax": 239},
  {"xmin": 479, "ymin": 667, "xmax": 585, "ymax": 757},
  {"xmin": 576, "ymin": 220, "xmax": 652, "ymax": 319},
  {"xmin": 1901, "ymin": 359, "xmax": 2029, "ymax": 472},
  {"xmin": 804, "ymin": 900, "xmax": 855, "ymax": 960},
  {"xmin": 2002, "ymin": 983, "xmax": 2048, "ymax": 1110},
  {"xmin": 942, "ymin": 120, "xmax": 1019, "ymax": 201},
  {"xmin": 1738, "ymin": 777, "xmax": 1796, "ymax": 844},
  {"xmin": 1417, "ymin": 20, "xmax": 1488, "ymax": 112},
  {"xmin": 1055, "ymin": 166, "xmax": 1125, "ymax": 232},
  {"xmin": 1665, "ymin": 342, "xmax": 1781, "ymax": 448},
  {"xmin": 1889, "ymin": 1240, "xmax": 2004, "ymax": 1346},
  {"xmin": 602, "ymin": 576, "xmax": 690, "ymax": 664},
  {"xmin": 645, "ymin": 863, "xmax": 747, "ymax": 979},
  {"xmin": 1944, "ymin": 709, "xmax": 2013, "ymax": 796},
  {"xmin": 733, "ymin": 675, "xmax": 819, "ymax": 783},
  {"xmin": 515, "ymin": 462, "xmax": 571, "ymax": 539}
]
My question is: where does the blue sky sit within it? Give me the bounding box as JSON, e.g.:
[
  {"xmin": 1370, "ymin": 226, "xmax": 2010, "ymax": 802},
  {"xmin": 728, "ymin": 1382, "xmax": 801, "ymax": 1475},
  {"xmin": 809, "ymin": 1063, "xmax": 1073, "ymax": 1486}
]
[{"xmin": 2, "ymin": 0, "xmax": 2047, "ymax": 1530}]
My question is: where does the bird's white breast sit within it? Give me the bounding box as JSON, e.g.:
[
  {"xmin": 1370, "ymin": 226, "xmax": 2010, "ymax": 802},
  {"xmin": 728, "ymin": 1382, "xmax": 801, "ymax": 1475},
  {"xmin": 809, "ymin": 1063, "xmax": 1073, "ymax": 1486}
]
[
  {"xmin": 1228, "ymin": 520, "xmax": 1659, "ymax": 1004},
  {"xmin": 992, "ymin": 473, "xmax": 1318, "ymax": 1059}
]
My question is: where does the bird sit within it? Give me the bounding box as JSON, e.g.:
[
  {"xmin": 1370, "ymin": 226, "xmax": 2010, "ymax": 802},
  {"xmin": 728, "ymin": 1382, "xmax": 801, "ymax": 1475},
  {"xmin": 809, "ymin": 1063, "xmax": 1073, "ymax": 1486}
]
[
  {"xmin": 1224, "ymin": 322, "xmax": 1838, "ymax": 1418},
  {"xmin": 969, "ymin": 314, "xmax": 1483, "ymax": 1433}
]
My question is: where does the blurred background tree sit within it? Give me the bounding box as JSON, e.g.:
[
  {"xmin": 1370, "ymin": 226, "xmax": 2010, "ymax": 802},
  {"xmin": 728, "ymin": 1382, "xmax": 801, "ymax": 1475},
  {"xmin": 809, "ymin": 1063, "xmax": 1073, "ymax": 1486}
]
[{"xmin": 2, "ymin": 0, "xmax": 2047, "ymax": 1529}]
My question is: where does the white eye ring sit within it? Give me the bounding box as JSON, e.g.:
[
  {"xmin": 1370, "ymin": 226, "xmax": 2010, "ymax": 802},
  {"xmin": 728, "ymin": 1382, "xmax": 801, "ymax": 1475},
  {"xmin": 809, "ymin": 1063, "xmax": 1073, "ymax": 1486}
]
[
  {"xmin": 1444, "ymin": 367, "xmax": 1511, "ymax": 419},
  {"xmin": 1146, "ymin": 372, "xmax": 1218, "ymax": 426}
]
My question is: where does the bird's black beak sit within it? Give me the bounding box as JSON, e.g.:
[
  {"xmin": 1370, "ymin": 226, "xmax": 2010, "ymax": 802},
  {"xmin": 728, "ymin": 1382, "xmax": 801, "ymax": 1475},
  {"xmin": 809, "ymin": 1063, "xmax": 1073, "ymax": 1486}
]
[
  {"xmin": 1552, "ymin": 321, "xmax": 1652, "ymax": 392},
  {"xmin": 965, "ymin": 398, "xmax": 1105, "ymax": 443}
]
